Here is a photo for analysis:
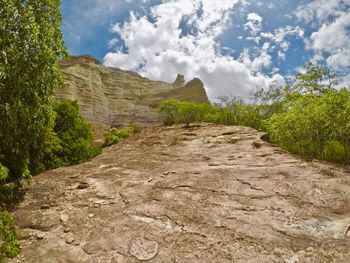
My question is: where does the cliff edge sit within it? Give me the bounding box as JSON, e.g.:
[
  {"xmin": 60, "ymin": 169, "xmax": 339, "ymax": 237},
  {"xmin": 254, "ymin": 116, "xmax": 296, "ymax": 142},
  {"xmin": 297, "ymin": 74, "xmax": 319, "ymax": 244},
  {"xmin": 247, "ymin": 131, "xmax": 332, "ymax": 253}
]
[{"xmin": 55, "ymin": 55, "xmax": 209, "ymax": 128}]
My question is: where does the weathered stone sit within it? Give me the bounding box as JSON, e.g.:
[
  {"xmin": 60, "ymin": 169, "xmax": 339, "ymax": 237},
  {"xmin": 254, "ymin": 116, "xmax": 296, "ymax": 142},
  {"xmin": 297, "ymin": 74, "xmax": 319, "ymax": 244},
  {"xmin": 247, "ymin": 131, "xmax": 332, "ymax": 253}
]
[
  {"xmin": 77, "ymin": 182, "xmax": 89, "ymax": 189},
  {"xmin": 55, "ymin": 55, "xmax": 209, "ymax": 129},
  {"xmin": 8, "ymin": 124, "xmax": 350, "ymax": 262},
  {"xmin": 60, "ymin": 213, "xmax": 69, "ymax": 224},
  {"xmin": 129, "ymin": 237, "xmax": 158, "ymax": 261},
  {"xmin": 35, "ymin": 233, "xmax": 45, "ymax": 240},
  {"xmin": 40, "ymin": 204, "xmax": 51, "ymax": 210},
  {"xmin": 13, "ymin": 210, "xmax": 60, "ymax": 232},
  {"xmin": 65, "ymin": 235, "xmax": 75, "ymax": 244}
]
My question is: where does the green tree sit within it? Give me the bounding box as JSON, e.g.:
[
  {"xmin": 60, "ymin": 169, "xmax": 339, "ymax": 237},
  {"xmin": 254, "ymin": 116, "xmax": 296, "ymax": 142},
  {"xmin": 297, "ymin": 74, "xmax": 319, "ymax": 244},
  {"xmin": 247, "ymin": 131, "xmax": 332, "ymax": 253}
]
[
  {"xmin": 0, "ymin": 0, "xmax": 67, "ymax": 184},
  {"xmin": 260, "ymin": 63, "xmax": 350, "ymax": 163},
  {"xmin": 294, "ymin": 62, "xmax": 341, "ymax": 94},
  {"xmin": 43, "ymin": 100, "xmax": 101, "ymax": 169}
]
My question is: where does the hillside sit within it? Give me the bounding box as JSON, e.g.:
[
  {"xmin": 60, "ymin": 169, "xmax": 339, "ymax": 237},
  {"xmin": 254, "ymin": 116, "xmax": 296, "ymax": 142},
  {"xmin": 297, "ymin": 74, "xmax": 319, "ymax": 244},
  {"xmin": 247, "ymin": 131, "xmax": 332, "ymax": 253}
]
[
  {"xmin": 8, "ymin": 124, "xmax": 350, "ymax": 262},
  {"xmin": 55, "ymin": 56, "xmax": 209, "ymax": 128}
]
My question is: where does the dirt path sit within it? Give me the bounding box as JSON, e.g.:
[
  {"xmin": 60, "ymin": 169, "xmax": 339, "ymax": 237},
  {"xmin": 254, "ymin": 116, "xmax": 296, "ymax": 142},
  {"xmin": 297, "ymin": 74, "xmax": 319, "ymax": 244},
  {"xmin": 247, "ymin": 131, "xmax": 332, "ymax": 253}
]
[{"xmin": 8, "ymin": 124, "xmax": 350, "ymax": 262}]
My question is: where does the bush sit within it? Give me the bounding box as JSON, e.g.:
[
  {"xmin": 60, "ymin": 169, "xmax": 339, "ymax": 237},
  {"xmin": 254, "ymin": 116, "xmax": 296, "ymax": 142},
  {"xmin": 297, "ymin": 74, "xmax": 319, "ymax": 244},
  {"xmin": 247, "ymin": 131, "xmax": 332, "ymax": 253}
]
[
  {"xmin": 42, "ymin": 100, "xmax": 102, "ymax": 169},
  {"xmin": 0, "ymin": 209, "xmax": 20, "ymax": 260},
  {"xmin": 103, "ymin": 125, "xmax": 140, "ymax": 147},
  {"xmin": 0, "ymin": 164, "xmax": 9, "ymax": 183},
  {"xmin": 264, "ymin": 88, "xmax": 350, "ymax": 163},
  {"xmin": 158, "ymin": 99, "xmax": 264, "ymax": 128},
  {"xmin": 158, "ymin": 100, "xmax": 220, "ymax": 126}
]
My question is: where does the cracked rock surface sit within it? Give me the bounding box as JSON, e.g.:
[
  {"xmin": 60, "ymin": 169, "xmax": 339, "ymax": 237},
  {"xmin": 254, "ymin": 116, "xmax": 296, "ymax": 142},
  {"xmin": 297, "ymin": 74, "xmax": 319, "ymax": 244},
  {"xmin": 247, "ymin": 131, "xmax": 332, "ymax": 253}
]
[{"xmin": 8, "ymin": 124, "xmax": 350, "ymax": 262}]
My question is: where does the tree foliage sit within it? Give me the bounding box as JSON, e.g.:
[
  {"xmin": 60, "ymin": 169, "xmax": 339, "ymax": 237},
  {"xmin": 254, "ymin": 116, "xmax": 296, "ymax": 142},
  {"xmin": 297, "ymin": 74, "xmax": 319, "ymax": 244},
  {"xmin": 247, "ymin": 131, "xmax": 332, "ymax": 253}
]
[
  {"xmin": 0, "ymin": 0, "xmax": 67, "ymax": 184},
  {"xmin": 43, "ymin": 100, "xmax": 102, "ymax": 169},
  {"xmin": 264, "ymin": 64, "xmax": 350, "ymax": 163},
  {"xmin": 158, "ymin": 99, "xmax": 263, "ymax": 130}
]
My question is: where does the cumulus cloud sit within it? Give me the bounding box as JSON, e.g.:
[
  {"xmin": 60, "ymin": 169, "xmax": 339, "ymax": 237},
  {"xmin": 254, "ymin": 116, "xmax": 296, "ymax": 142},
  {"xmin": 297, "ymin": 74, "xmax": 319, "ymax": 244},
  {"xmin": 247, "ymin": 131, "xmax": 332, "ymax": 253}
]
[
  {"xmin": 261, "ymin": 26, "xmax": 304, "ymax": 52},
  {"xmin": 104, "ymin": 0, "xmax": 283, "ymax": 100},
  {"xmin": 294, "ymin": 0, "xmax": 348, "ymax": 24},
  {"xmin": 295, "ymin": 0, "xmax": 350, "ymax": 70},
  {"xmin": 244, "ymin": 12, "xmax": 263, "ymax": 36}
]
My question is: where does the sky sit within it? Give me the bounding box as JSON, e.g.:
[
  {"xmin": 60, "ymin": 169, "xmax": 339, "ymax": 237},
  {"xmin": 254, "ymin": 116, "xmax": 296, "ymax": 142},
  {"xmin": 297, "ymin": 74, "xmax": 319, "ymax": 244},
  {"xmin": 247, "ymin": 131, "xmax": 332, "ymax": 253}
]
[{"xmin": 60, "ymin": 0, "xmax": 350, "ymax": 101}]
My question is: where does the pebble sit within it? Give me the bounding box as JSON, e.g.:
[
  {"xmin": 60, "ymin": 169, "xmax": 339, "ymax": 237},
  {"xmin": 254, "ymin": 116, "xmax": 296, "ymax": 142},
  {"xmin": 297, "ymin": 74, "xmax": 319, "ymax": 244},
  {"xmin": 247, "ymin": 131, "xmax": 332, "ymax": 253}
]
[
  {"xmin": 36, "ymin": 233, "xmax": 45, "ymax": 240},
  {"xmin": 88, "ymin": 213, "xmax": 94, "ymax": 218},
  {"xmin": 40, "ymin": 204, "xmax": 51, "ymax": 209},
  {"xmin": 77, "ymin": 183, "xmax": 89, "ymax": 189},
  {"xmin": 65, "ymin": 237, "xmax": 75, "ymax": 244},
  {"xmin": 306, "ymin": 246, "xmax": 313, "ymax": 252},
  {"xmin": 60, "ymin": 213, "xmax": 69, "ymax": 223}
]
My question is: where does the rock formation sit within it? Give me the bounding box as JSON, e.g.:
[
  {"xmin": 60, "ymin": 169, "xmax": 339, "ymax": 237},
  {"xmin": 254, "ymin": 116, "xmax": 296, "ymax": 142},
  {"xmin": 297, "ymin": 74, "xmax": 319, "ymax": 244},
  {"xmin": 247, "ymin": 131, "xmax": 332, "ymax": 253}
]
[
  {"xmin": 8, "ymin": 124, "xmax": 350, "ymax": 262},
  {"xmin": 55, "ymin": 56, "xmax": 209, "ymax": 128}
]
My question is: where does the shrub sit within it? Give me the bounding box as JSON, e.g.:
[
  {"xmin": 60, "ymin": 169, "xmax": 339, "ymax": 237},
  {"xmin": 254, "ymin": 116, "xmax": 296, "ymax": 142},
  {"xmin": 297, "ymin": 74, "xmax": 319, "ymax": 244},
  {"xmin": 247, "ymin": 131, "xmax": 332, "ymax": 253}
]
[
  {"xmin": 264, "ymin": 88, "xmax": 350, "ymax": 164},
  {"xmin": 103, "ymin": 125, "xmax": 140, "ymax": 147},
  {"xmin": 158, "ymin": 99, "xmax": 263, "ymax": 128},
  {"xmin": 0, "ymin": 164, "xmax": 9, "ymax": 183},
  {"xmin": 0, "ymin": 209, "xmax": 20, "ymax": 260},
  {"xmin": 43, "ymin": 100, "xmax": 102, "ymax": 169},
  {"xmin": 159, "ymin": 100, "xmax": 219, "ymax": 126}
]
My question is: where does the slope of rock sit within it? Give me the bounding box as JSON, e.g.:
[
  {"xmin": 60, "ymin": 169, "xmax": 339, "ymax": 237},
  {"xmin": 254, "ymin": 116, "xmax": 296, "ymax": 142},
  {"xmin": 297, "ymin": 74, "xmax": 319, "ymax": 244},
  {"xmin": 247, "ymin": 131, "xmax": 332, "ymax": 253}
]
[
  {"xmin": 55, "ymin": 56, "xmax": 209, "ymax": 128},
  {"xmin": 8, "ymin": 124, "xmax": 350, "ymax": 263}
]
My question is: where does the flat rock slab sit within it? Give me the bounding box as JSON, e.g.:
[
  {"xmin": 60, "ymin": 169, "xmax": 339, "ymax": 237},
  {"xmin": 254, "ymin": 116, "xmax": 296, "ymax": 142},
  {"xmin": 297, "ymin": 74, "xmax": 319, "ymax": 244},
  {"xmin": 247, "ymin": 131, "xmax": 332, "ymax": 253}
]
[{"xmin": 7, "ymin": 124, "xmax": 350, "ymax": 262}]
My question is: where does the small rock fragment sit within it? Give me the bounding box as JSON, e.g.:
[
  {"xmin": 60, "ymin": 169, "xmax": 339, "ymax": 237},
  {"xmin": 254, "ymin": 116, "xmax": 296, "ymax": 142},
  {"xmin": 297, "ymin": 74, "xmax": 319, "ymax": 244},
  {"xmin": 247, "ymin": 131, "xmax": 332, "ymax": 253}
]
[
  {"xmin": 229, "ymin": 138, "xmax": 238, "ymax": 144},
  {"xmin": 88, "ymin": 213, "xmax": 94, "ymax": 218},
  {"xmin": 36, "ymin": 233, "xmax": 45, "ymax": 240},
  {"xmin": 252, "ymin": 141, "xmax": 263, "ymax": 148},
  {"xmin": 40, "ymin": 204, "xmax": 51, "ymax": 209},
  {"xmin": 63, "ymin": 228, "xmax": 71, "ymax": 233},
  {"xmin": 65, "ymin": 236, "xmax": 75, "ymax": 244},
  {"xmin": 306, "ymin": 246, "xmax": 313, "ymax": 252},
  {"xmin": 77, "ymin": 183, "xmax": 89, "ymax": 189},
  {"xmin": 208, "ymin": 162, "xmax": 221, "ymax": 167},
  {"xmin": 60, "ymin": 213, "xmax": 69, "ymax": 224}
]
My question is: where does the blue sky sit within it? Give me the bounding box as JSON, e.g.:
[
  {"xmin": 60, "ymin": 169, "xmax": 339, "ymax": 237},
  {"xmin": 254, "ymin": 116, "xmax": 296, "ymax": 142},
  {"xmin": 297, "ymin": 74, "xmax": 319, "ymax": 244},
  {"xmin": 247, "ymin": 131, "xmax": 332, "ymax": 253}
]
[{"xmin": 60, "ymin": 0, "xmax": 350, "ymax": 100}]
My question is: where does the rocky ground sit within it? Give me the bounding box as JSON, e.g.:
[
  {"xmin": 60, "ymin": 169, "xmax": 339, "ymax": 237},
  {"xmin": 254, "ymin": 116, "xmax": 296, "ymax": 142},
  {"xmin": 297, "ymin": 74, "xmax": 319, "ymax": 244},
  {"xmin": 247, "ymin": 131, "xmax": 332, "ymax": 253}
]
[{"xmin": 7, "ymin": 124, "xmax": 350, "ymax": 263}]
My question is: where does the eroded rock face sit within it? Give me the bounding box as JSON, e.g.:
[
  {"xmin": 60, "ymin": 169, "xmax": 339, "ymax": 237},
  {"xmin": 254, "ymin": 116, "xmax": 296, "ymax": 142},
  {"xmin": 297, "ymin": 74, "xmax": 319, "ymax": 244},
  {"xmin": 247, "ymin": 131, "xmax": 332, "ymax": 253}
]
[
  {"xmin": 8, "ymin": 124, "xmax": 350, "ymax": 262},
  {"xmin": 55, "ymin": 56, "xmax": 209, "ymax": 128}
]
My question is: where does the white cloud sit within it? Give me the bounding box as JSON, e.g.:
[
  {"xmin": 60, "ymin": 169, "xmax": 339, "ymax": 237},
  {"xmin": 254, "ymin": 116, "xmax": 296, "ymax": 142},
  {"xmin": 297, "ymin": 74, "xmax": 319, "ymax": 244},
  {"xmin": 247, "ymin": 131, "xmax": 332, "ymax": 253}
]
[
  {"xmin": 104, "ymin": 0, "xmax": 283, "ymax": 100},
  {"xmin": 278, "ymin": 51, "xmax": 286, "ymax": 61},
  {"xmin": 310, "ymin": 12, "xmax": 350, "ymax": 69},
  {"xmin": 240, "ymin": 43, "xmax": 273, "ymax": 72},
  {"xmin": 295, "ymin": 0, "xmax": 350, "ymax": 71},
  {"xmin": 244, "ymin": 12, "xmax": 263, "ymax": 36},
  {"xmin": 295, "ymin": 0, "xmax": 348, "ymax": 24},
  {"xmin": 261, "ymin": 26, "xmax": 304, "ymax": 53}
]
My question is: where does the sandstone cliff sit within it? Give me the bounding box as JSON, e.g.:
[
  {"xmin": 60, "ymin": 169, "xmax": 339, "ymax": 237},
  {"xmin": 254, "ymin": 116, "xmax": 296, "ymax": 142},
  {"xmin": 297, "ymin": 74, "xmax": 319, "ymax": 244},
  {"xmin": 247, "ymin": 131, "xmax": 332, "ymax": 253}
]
[
  {"xmin": 8, "ymin": 124, "xmax": 350, "ymax": 262},
  {"xmin": 55, "ymin": 55, "xmax": 209, "ymax": 128}
]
